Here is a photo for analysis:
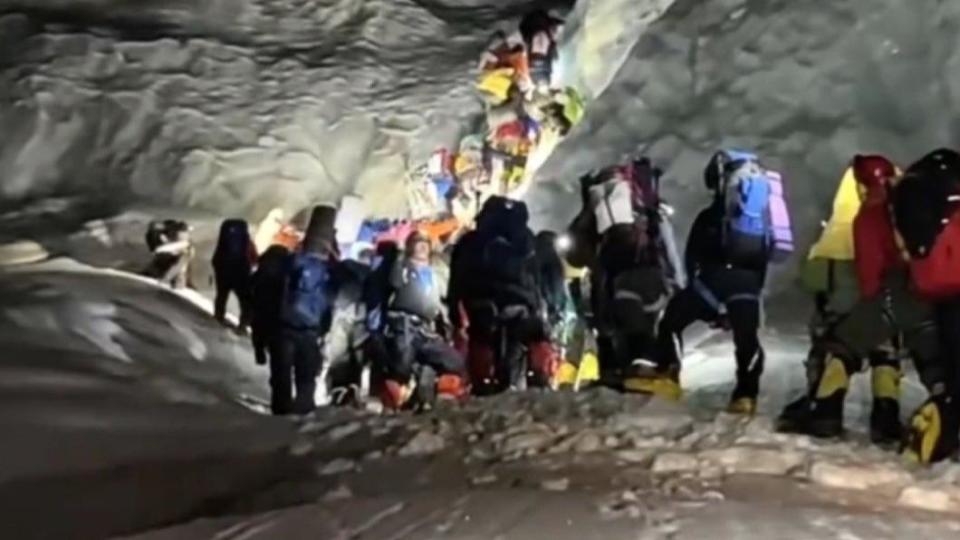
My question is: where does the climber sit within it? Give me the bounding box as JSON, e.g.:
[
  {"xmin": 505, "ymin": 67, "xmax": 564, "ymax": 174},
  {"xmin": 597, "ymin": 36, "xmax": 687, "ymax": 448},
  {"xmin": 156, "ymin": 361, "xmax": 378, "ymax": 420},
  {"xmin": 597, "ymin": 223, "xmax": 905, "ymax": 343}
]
[
  {"xmin": 250, "ymin": 245, "xmax": 292, "ymax": 366},
  {"xmin": 519, "ymin": 9, "xmax": 564, "ymax": 94},
  {"xmin": 324, "ymin": 249, "xmax": 375, "ymax": 408},
  {"xmin": 268, "ymin": 222, "xmax": 341, "ymax": 415},
  {"xmin": 540, "ymin": 87, "xmax": 583, "ymax": 137},
  {"xmin": 448, "ymin": 196, "xmax": 556, "ymax": 393},
  {"xmin": 782, "ymin": 164, "xmax": 907, "ymax": 445},
  {"xmin": 486, "ymin": 113, "xmax": 540, "ymax": 194},
  {"xmin": 212, "ymin": 219, "xmax": 258, "ymax": 332},
  {"xmin": 477, "ymin": 30, "xmax": 531, "ymax": 104},
  {"xmin": 645, "ymin": 150, "xmax": 785, "ymax": 413},
  {"xmin": 367, "ymin": 231, "xmax": 467, "ymax": 410},
  {"xmin": 145, "ymin": 219, "xmax": 176, "ymax": 253},
  {"xmin": 534, "ymin": 230, "xmax": 570, "ymax": 332},
  {"xmin": 144, "ymin": 219, "xmax": 194, "ymax": 289},
  {"xmin": 887, "ymin": 149, "xmax": 960, "ymax": 463},
  {"xmin": 361, "ymin": 241, "xmax": 401, "ymax": 401},
  {"xmin": 563, "ymin": 158, "xmax": 683, "ymax": 388},
  {"xmin": 554, "ymin": 268, "xmax": 601, "ymax": 390},
  {"xmin": 777, "ymin": 154, "xmax": 943, "ymax": 449}
]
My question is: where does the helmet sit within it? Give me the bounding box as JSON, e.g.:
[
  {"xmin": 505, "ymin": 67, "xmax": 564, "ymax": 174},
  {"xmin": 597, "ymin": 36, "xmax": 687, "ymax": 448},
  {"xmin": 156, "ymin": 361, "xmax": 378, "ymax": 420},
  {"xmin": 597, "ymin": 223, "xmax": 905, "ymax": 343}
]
[{"xmin": 852, "ymin": 154, "xmax": 896, "ymax": 191}]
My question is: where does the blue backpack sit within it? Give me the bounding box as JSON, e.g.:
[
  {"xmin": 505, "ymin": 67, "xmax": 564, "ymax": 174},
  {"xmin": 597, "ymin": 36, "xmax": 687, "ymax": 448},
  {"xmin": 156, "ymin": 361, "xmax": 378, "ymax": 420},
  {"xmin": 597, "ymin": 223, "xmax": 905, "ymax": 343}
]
[
  {"xmin": 715, "ymin": 150, "xmax": 773, "ymax": 266},
  {"xmin": 281, "ymin": 252, "xmax": 331, "ymax": 330}
]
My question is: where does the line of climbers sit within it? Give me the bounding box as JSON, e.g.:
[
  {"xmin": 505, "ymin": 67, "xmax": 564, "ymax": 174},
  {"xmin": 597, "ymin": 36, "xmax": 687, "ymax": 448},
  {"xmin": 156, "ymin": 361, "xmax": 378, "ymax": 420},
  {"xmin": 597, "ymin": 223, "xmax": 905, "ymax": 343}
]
[
  {"xmin": 199, "ymin": 149, "xmax": 795, "ymax": 420},
  {"xmin": 780, "ymin": 149, "xmax": 960, "ymax": 464},
  {"xmin": 563, "ymin": 148, "xmax": 960, "ymax": 464},
  {"xmin": 411, "ymin": 9, "xmax": 584, "ymax": 225},
  {"xmin": 204, "ymin": 197, "xmax": 566, "ymax": 415},
  {"xmin": 563, "ymin": 150, "xmax": 793, "ymax": 413},
  {"xmin": 185, "ymin": 146, "xmax": 960, "ymax": 467}
]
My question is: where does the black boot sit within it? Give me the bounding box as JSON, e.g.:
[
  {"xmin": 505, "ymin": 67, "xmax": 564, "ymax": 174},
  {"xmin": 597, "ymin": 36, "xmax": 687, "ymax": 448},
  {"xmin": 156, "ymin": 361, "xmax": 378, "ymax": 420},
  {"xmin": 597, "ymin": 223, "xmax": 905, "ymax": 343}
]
[
  {"xmin": 869, "ymin": 364, "xmax": 903, "ymax": 446},
  {"xmin": 777, "ymin": 355, "xmax": 848, "ymax": 438},
  {"xmin": 870, "ymin": 398, "xmax": 902, "ymax": 446}
]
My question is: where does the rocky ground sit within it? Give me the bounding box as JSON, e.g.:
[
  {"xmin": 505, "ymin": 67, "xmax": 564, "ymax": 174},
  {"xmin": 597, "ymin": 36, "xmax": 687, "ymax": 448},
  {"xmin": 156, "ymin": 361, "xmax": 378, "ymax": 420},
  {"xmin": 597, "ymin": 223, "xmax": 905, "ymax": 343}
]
[
  {"xmin": 128, "ymin": 390, "xmax": 960, "ymax": 539},
  {"xmin": 0, "ymin": 249, "xmax": 958, "ymax": 538}
]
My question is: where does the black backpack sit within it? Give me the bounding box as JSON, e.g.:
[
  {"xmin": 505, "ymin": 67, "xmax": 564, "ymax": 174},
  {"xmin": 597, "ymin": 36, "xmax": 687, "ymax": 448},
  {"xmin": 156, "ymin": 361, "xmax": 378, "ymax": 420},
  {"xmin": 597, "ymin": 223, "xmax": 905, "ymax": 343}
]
[
  {"xmin": 214, "ymin": 219, "xmax": 252, "ymax": 265},
  {"xmin": 252, "ymin": 245, "xmax": 292, "ymax": 315},
  {"xmin": 476, "ymin": 196, "xmax": 529, "ymax": 243},
  {"xmin": 476, "ymin": 197, "xmax": 535, "ymax": 286},
  {"xmin": 891, "ymin": 148, "xmax": 960, "ymax": 258},
  {"xmin": 481, "ymin": 233, "xmax": 535, "ymax": 288}
]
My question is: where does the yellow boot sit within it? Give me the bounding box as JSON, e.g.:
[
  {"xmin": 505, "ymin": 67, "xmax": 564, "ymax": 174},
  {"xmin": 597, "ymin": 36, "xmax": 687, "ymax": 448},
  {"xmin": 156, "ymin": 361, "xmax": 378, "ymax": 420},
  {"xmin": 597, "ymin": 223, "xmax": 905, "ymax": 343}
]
[
  {"xmin": 902, "ymin": 396, "xmax": 954, "ymax": 465},
  {"xmin": 727, "ymin": 397, "xmax": 757, "ymax": 416},
  {"xmin": 555, "ymin": 361, "xmax": 579, "ymax": 389},
  {"xmin": 576, "ymin": 351, "xmax": 600, "ymax": 386},
  {"xmin": 623, "ymin": 375, "xmax": 683, "ymax": 402}
]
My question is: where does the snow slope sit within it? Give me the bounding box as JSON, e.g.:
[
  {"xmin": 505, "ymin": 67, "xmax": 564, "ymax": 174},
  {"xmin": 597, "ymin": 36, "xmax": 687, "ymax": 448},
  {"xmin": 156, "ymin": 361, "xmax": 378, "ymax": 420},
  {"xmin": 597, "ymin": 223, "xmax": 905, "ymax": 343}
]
[{"xmin": 0, "ymin": 259, "xmax": 303, "ymax": 538}]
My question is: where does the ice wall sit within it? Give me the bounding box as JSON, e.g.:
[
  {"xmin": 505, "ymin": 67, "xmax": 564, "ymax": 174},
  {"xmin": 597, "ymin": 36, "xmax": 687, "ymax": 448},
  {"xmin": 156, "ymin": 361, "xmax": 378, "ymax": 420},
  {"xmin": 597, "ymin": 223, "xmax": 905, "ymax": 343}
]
[
  {"xmin": 556, "ymin": 0, "xmax": 675, "ymax": 99},
  {"xmin": 0, "ymin": 0, "xmax": 571, "ymax": 222},
  {"xmin": 4, "ymin": 0, "xmax": 957, "ymax": 269},
  {"xmin": 530, "ymin": 0, "xmax": 960, "ymax": 281}
]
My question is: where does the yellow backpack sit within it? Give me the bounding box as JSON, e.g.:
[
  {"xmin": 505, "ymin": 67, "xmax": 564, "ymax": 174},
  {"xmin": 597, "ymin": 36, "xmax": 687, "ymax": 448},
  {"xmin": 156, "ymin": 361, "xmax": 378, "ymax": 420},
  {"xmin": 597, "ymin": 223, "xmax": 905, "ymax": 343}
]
[
  {"xmin": 476, "ymin": 68, "xmax": 515, "ymax": 105},
  {"xmin": 808, "ymin": 167, "xmax": 861, "ymax": 261}
]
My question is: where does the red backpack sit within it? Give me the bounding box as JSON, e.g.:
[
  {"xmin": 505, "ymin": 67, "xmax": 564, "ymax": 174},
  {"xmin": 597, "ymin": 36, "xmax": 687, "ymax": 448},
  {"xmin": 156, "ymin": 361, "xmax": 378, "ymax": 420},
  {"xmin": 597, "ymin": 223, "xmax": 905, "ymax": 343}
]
[
  {"xmin": 908, "ymin": 213, "xmax": 960, "ymax": 299},
  {"xmin": 890, "ymin": 149, "xmax": 960, "ymax": 299}
]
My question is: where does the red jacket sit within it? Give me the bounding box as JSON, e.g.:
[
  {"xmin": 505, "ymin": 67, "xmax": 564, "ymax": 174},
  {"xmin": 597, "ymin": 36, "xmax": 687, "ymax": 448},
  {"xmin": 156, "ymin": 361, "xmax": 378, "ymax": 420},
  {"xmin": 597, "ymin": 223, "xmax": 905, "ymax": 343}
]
[{"xmin": 852, "ymin": 200, "xmax": 903, "ymax": 299}]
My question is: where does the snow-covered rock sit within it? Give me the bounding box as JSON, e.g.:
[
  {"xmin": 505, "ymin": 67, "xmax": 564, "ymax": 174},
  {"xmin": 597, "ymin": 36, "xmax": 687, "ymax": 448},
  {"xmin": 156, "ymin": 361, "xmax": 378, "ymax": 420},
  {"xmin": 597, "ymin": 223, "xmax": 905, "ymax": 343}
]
[
  {"xmin": 398, "ymin": 430, "xmax": 446, "ymax": 457},
  {"xmin": 574, "ymin": 431, "xmax": 604, "ymax": 453},
  {"xmin": 317, "ymin": 457, "xmax": 357, "ymax": 476},
  {"xmin": 897, "ymin": 485, "xmax": 960, "ymax": 513},
  {"xmin": 810, "ymin": 461, "xmax": 913, "ymax": 493},
  {"xmin": 501, "ymin": 427, "xmax": 556, "ymax": 455},
  {"xmin": 0, "ymin": 239, "xmax": 49, "ymax": 266},
  {"xmin": 615, "ymin": 449, "xmax": 656, "ymax": 465},
  {"xmin": 605, "ymin": 399, "xmax": 694, "ymax": 438},
  {"xmin": 651, "ymin": 452, "xmax": 699, "ymax": 475},
  {"xmin": 540, "ymin": 477, "xmax": 571, "ymax": 491},
  {"xmin": 698, "ymin": 446, "xmax": 807, "ymax": 476}
]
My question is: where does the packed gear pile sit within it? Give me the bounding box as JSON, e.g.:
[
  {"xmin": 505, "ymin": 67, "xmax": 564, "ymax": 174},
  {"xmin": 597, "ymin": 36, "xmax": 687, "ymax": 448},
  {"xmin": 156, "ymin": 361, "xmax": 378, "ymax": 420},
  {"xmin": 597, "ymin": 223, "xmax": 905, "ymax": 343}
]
[{"xmin": 248, "ymin": 10, "xmax": 582, "ymax": 263}]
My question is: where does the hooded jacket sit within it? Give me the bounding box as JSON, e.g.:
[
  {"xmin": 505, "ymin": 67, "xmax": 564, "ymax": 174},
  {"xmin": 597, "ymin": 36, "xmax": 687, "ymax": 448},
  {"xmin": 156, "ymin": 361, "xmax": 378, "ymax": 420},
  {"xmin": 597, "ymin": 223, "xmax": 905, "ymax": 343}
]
[{"xmin": 852, "ymin": 199, "xmax": 903, "ymax": 299}]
